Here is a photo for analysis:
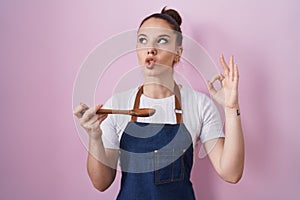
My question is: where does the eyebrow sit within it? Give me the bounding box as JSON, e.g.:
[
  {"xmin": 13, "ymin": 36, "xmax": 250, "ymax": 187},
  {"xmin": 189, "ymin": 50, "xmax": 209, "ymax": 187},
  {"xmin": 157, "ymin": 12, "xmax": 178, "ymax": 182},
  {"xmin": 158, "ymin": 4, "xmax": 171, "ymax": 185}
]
[
  {"xmin": 158, "ymin": 34, "xmax": 171, "ymax": 38},
  {"xmin": 137, "ymin": 33, "xmax": 171, "ymax": 38},
  {"xmin": 138, "ymin": 33, "xmax": 147, "ymax": 37}
]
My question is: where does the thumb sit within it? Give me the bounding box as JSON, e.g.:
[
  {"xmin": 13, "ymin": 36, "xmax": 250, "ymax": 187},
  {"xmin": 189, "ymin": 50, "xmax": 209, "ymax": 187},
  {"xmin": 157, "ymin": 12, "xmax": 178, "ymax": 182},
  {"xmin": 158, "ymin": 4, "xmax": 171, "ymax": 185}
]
[{"xmin": 95, "ymin": 103, "xmax": 103, "ymax": 112}]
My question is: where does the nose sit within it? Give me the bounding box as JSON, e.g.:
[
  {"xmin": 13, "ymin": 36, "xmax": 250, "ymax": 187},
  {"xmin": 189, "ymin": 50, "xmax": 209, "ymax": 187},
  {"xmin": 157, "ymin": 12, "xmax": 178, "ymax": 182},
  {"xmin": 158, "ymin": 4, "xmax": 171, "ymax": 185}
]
[{"xmin": 147, "ymin": 48, "xmax": 157, "ymax": 56}]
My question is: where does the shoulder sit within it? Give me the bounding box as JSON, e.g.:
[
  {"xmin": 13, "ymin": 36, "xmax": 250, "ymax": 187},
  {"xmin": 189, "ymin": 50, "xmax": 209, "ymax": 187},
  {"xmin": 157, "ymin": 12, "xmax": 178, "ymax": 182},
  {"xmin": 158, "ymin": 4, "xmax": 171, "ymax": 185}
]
[
  {"xmin": 180, "ymin": 85, "xmax": 211, "ymax": 104},
  {"xmin": 103, "ymin": 87, "xmax": 139, "ymax": 109},
  {"xmin": 111, "ymin": 87, "xmax": 138, "ymax": 99},
  {"xmin": 180, "ymin": 85, "xmax": 218, "ymax": 120}
]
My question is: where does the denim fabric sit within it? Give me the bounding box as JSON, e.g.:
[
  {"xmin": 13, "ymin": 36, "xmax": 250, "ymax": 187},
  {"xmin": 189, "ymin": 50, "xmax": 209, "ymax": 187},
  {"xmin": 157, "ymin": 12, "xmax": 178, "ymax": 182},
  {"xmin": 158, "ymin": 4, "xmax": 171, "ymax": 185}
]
[{"xmin": 117, "ymin": 122, "xmax": 195, "ymax": 200}]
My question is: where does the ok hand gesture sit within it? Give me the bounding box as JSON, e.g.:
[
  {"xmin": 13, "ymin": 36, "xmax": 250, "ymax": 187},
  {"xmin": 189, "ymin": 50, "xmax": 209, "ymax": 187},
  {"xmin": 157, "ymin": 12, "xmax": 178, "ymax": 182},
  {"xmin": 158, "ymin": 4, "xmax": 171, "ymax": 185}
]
[{"xmin": 208, "ymin": 55, "xmax": 239, "ymax": 109}]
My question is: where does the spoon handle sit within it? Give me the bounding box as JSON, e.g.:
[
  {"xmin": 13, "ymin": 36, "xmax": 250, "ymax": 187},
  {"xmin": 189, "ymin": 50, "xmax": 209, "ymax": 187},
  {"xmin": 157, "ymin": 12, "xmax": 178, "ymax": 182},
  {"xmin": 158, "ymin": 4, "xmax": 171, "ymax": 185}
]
[{"xmin": 96, "ymin": 109, "xmax": 130, "ymax": 115}]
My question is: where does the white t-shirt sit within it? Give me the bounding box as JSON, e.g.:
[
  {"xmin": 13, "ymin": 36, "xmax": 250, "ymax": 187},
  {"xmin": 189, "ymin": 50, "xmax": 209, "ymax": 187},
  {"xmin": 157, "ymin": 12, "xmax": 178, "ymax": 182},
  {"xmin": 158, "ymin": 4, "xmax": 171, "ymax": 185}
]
[{"xmin": 101, "ymin": 85, "xmax": 224, "ymax": 149}]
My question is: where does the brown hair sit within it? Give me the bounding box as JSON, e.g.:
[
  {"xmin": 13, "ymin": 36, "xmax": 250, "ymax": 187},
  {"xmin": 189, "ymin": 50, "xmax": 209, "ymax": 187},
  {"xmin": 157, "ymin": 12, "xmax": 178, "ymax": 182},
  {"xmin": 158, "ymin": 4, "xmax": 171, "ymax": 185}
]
[{"xmin": 139, "ymin": 7, "xmax": 183, "ymax": 46}]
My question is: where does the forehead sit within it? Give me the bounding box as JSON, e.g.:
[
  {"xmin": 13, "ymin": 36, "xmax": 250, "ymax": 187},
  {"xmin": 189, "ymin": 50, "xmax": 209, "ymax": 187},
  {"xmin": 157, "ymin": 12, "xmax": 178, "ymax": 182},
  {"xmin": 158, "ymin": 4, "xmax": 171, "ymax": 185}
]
[
  {"xmin": 138, "ymin": 18, "xmax": 176, "ymax": 36},
  {"xmin": 140, "ymin": 18, "xmax": 173, "ymax": 29}
]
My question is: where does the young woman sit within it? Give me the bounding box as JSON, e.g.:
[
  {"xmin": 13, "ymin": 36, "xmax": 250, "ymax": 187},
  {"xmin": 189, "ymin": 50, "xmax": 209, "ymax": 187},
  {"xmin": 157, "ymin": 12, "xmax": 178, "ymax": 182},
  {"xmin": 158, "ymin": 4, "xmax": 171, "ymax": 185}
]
[{"xmin": 73, "ymin": 7, "xmax": 244, "ymax": 200}]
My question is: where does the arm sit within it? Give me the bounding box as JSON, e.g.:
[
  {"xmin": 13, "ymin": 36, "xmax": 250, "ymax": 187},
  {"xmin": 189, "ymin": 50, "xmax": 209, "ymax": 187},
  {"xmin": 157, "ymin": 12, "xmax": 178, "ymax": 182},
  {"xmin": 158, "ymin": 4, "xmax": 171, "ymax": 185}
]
[
  {"xmin": 73, "ymin": 103, "xmax": 119, "ymax": 191},
  {"xmin": 87, "ymin": 136, "xmax": 119, "ymax": 191},
  {"xmin": 205, "ymin": 55, "xmax": 244, "ymax": 183}
]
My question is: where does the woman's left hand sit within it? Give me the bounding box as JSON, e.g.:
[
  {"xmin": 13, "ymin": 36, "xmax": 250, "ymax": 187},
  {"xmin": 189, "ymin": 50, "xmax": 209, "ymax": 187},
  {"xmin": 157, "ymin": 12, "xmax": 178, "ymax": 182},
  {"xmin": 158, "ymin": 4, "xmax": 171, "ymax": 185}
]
[{"xmin": 208, "ymin": 54, "xmax": 239, "ymax": 109}]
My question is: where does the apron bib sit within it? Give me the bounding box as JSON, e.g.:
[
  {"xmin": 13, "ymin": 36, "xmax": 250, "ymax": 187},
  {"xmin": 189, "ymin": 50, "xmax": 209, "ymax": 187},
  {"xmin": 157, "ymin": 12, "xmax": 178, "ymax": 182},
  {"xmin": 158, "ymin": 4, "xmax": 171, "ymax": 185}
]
[{"xmin": 117, "ymin": 85, "xmax": 196, "ymax": 200}]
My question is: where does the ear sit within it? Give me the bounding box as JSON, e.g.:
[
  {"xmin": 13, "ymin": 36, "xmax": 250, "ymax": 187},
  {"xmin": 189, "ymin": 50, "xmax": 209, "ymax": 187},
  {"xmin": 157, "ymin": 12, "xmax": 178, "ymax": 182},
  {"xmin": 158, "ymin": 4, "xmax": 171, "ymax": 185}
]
[
  {"xmin": 176, "ymin": 46, "xmax": 183, "ymax": 56},
  {"xmin": 173, "ymin": 46, "xmax": 183, "ymax": 64}
]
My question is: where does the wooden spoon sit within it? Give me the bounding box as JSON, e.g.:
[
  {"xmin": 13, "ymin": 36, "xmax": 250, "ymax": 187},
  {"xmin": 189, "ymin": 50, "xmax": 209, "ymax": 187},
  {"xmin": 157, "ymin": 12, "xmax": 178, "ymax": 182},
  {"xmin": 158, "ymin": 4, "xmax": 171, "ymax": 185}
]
[{"xmin": 96, "ymin": 108, "xmax": 156, "ymax": 117}]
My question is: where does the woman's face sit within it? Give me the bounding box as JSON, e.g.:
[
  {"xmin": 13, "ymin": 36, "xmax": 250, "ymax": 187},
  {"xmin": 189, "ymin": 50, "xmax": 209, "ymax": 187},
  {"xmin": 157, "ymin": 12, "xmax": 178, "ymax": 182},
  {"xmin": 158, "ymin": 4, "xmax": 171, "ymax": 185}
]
[{"xmin": 137, "ymin": 18, "xmax": 181, "ymax": 76}]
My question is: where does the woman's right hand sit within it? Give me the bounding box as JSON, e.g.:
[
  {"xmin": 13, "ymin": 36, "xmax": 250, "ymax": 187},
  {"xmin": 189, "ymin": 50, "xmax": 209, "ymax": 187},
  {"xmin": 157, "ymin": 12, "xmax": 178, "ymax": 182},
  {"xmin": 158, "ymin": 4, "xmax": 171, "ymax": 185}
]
[{"xmin": 73, "ymin": 103, "xmax": 108, "ymax": 139}]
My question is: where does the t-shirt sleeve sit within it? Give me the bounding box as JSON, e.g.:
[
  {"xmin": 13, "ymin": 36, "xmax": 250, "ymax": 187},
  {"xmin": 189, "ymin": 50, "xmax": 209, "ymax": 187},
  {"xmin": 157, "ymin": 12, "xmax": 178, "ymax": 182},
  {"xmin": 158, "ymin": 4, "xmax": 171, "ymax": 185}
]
[
  {"xmin": 199, "ymin": 95, "xmax": 225, "ymax": 143},
  {"xmin": 100, "ymin": 97, "xmax": 120, "ymax": 149}
]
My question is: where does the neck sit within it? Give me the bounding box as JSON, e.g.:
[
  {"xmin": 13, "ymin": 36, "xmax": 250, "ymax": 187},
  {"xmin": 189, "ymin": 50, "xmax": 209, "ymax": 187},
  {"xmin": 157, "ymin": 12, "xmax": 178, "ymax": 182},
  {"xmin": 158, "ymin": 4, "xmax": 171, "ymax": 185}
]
[
  {"xmin": 143, "ymin": 79, "xmax": 175, "ymax": 99},
  {"xmin": 142, "ymin": 64, "xmax": 176, "ymax": 98}
]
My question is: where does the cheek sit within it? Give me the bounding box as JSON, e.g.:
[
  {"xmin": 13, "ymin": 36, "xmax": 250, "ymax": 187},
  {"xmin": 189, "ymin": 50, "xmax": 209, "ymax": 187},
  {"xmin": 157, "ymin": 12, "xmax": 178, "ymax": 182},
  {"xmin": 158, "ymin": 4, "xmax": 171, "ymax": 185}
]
[
  {"xmin": 136, "ymin": 50, "xmax": 144, "ymax": 64},
  {"xmin": 159, "ymin": 51, "xmax": 176, "ymax": 65}
]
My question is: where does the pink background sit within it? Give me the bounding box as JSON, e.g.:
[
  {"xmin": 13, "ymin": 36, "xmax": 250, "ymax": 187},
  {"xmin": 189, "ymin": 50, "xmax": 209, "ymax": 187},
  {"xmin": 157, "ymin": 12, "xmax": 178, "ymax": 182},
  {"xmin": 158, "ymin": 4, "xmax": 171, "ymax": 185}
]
[{"xmin": 1, "ymin": 0, "xmax": 300, "ymax": 199}]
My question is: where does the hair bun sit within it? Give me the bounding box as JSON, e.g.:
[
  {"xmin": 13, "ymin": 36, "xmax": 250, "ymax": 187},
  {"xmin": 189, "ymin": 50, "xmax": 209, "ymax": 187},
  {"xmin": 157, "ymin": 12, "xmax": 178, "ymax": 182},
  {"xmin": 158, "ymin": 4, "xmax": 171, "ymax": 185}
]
[{"xmin": 161, "ymin": 7, "xmax": 182, "ymax": 26}]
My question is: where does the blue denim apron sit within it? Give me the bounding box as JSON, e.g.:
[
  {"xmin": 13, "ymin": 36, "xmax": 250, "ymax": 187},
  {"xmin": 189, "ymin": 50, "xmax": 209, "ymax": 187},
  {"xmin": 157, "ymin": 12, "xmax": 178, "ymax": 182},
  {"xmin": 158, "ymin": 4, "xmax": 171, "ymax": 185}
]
[{"xmin": 117, "ymin": 85, "xmax": 196, "ymax": 200}]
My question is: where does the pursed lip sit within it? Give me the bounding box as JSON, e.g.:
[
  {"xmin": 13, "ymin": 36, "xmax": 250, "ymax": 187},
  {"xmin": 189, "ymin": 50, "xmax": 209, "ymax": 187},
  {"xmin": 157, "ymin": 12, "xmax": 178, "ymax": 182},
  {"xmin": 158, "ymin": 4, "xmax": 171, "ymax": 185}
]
[{"xmin": 145, "ymin": 56, "xmax": 156, "ymax": 64}]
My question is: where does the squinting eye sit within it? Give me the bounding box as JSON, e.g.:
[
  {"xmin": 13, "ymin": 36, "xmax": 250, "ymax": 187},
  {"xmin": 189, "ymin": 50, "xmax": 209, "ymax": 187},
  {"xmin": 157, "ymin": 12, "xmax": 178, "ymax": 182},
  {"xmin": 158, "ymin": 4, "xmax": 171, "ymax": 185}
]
[
  {"xmin": 138, "ymin": 37, "xmax": 147, "ymax": 44},
  {"xmin": 158, "ymin": 38, "xmax": 168, "ymax": 44}
]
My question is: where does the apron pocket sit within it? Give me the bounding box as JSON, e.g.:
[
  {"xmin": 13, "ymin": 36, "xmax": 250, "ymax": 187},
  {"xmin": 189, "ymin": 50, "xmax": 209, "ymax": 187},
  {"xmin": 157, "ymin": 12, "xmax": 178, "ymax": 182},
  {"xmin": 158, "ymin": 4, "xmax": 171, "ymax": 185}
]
[{"xmin": 154, "ymin": 149, "xmax": 185, "ymax": 185}]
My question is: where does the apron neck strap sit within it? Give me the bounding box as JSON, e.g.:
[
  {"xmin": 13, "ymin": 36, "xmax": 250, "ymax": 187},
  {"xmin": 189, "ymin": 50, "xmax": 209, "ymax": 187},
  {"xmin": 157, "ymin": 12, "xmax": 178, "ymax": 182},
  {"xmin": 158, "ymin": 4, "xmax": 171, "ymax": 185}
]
[{"xmin": 131, "ymin": 84, "xmax": 182, "ymax": 124}]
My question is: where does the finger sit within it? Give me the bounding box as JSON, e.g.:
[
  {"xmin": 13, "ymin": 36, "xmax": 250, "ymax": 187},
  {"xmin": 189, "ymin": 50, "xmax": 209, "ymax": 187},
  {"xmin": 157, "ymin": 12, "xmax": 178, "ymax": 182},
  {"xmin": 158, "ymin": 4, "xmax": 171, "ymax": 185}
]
[
  {"xmin": 91, "ymin": 114, "xmax": 106, "ymax": 125},
  {"xmin": 87, "ymin": 114, "xmax": 108, "ymax": 129},
  {"xmin": 82, "ymin": 117, "xmax": 102, "ymax": 131},
  {"xmin": 95, "ymin": 105, "xmax": 107, "ymax": 123},
  {"xmin": 229, "ymin": 55, "xmax": 234, "ymax": 81},
  {"xmin": 81, "ymin": 111, "xmax": 107, "ymax": 130},
  {"xmin": 219, "ymin": 73, "xmax": 225, "ymax": 82},
  {"xmin": 74, "ymin": 102, "xmax": 89, "ymax": 118},
  {"xmin": 98, "ymin": 114, "xmax": 108, "ymax": 124},
  {"xmin": 95, "ymin": 104, "xmax": 103, "ymax": 113},
  {"xmin": 80, "ymin": 102, "xmax": 89, "ymax": 108},
  {"xmin": 80, "ymin": 102, "xmax": 89, "ymax": 112},
  {"xmin": 81, "ymin": 107, "xmax": 97, "ymax": 123},
  {"xmin": 211, "ymin": 74, "xmax": 219, "ymax": 83},
  {"xmin": 73, "ymin": 104, "xmax": 89, "ymax": 118},
  {"xmin": 73, "ymin": 105, "xmax": 82, "ymax": 117},
  {"xmin": 211, "ymin": 73, "xmax": 224, "ymax": 83},
  {"xmin": 207, "ymin": 80, "xmax": 217, "ymax": 95},
  {"xmin": 85, "ymin": 114, "xmax": 101, "ymax": 126},
  {"xmin": 234, "ymin": 63, "xmax": 239, "ymax": 82},
  {"xmin": 220, "ymin": 54, "xmax": 229, "ymax": 76},
  {"xmin": 81, "ymin": 103, "xmax": 104, "ymax": 123}
]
